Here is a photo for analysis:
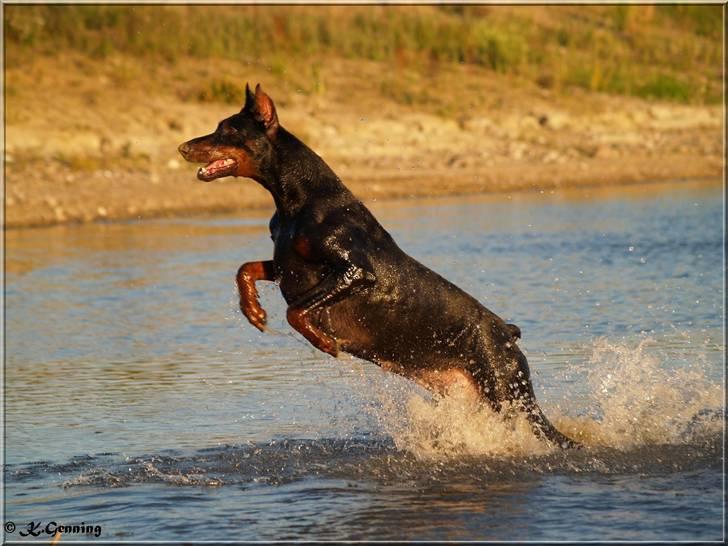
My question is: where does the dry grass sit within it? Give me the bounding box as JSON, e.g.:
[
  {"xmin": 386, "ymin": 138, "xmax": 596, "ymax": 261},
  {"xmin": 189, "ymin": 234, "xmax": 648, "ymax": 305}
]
[{"xmin": 4, "ymin": 5, "xmax": 723, "ymax": 104}]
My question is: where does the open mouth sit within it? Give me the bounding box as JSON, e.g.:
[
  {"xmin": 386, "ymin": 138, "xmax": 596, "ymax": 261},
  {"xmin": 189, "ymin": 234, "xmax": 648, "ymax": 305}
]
[{"xmin": 197, "ymin": 158, "xmax": 238, "ymax": 182}]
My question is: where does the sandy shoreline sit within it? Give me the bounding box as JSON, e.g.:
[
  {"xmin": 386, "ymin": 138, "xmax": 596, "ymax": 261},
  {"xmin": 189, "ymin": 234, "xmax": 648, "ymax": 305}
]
[
  {"xmin": 4, "ymin": 155, "xmax": 722, "ymax": 230},
  {"xmin": 5, "ymin": 55, "xmax": 723, "ymax": 230}
]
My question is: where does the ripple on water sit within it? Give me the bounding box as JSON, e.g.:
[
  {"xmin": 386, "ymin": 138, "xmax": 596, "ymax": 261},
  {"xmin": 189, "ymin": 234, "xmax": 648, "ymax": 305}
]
[
  {"xmin": 4, "ymin": 182, "xmax": 724, "ymax": 541},
  {"xmin": 1, "ymin": 431, "xmax": 719, "ymax": 493}
]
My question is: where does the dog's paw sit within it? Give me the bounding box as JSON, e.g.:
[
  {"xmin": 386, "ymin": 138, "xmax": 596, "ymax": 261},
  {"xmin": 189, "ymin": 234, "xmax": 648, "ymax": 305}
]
[
  {"xmin": 241, "ymin": 302, "xmax": 267, "ymax": 332},
  {"xmin": 320, "ymin": 336, "xmax": 340, "ymax": 358},
  {"xmin": 309, "ymin": 330, "xmax": 339, "ymax": 357}
]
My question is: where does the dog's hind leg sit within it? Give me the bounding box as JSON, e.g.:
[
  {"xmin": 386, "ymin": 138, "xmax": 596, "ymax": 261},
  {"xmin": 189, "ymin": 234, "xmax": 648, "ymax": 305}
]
[
  {"xmin": 513, "ymin": 369, "xmax": 580, "ymax": 449},
  {"xmin": 236, "ymin": 261, "xmax": 276, "ymax": 331},
  {"xmin": 469, "ymin": 339, "xmax": 580, "ymax": 449}
]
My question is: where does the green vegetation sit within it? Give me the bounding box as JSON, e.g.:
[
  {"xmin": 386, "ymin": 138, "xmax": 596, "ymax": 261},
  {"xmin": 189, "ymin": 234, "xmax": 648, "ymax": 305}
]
[
  {"xmin": 195, "ymin": 78, "xmax": 246, "ymax": 105},
  {"xmin": 4, "ymin": 4, "xmax": 723, "ymax": 104}
]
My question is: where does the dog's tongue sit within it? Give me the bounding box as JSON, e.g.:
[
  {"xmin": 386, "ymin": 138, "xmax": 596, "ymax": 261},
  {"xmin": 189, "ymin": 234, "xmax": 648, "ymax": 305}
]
[{"xmin": 197, "ymin": 158, "xmax": 236, "ymax": 180}]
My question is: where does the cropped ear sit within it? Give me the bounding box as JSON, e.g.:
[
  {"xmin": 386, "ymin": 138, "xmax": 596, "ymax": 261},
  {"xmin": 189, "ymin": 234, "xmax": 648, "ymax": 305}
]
[
  {"xmin": 241, "ymin": 83, "xmax": 256, "ymax": 113},
  {"xmin": 253, "ymin": 84, "xmax": 279, "ymax": 139}
]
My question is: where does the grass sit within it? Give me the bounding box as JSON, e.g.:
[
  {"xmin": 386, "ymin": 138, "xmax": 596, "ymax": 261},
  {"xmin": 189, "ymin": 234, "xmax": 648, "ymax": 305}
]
[
  {"xmin": 195, "ymin": 78, "xmax": 246, "ymax": 105},
  {"xmin": 4, "ymin": 5, "xmax": 723, "ymax": 104},
  {"xmin": 636, "ymin": 73, "xmax": 694, "ymax": 102},
  {"xmin": 50, "ymin": 149, "xmax": 151, "ymax": 172}
]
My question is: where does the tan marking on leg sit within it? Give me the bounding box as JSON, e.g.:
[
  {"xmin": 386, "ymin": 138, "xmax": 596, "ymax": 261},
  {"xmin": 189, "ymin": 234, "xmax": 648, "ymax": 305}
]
[
  {"xmin": 286, "ymin": 307, "xmax": 339, "ymax": 357},
  {"xmin": 236, "ymin": 261, "xmax": 274, "ymax": 331}
]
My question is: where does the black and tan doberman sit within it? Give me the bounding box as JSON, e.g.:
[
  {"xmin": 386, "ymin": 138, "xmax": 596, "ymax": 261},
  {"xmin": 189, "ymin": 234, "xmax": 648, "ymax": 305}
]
[{"xmin": 178, "ymin": 84, "xmax": 578, "ymax": 448}]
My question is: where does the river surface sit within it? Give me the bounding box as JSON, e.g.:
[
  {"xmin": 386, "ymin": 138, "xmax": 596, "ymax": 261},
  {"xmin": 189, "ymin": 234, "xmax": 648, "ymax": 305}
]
[{"xmin": 4, "ymin": 180, "xmax": 724, "ymax": 542}]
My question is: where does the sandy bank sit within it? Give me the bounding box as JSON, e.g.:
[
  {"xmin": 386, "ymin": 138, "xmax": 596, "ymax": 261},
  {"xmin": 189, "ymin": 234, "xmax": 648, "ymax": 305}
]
[{"xmin": 4, "ymin": 55, "xmax": 723, "ymax": 229}]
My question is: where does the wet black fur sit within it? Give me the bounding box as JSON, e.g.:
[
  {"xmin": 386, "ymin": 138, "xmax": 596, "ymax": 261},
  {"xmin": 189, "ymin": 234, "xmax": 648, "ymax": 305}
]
[{"xmin": 180, "ymin": 86, "xmax": 579, "ymax": 449}]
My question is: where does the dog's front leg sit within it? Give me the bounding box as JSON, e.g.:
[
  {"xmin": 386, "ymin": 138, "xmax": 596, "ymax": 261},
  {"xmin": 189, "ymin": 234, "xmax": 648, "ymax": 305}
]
[
  {"xmin": 236, "ymin": 260, "xmax": 276, "ymax": 331},
  {"xmin": 286, "ymin": 262, "xmax": 376, "ymax": 357}
]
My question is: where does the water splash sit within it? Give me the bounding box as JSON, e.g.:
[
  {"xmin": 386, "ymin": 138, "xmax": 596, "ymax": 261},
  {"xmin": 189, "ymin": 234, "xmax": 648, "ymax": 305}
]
[
  {"xmin": 368, "ymin": 338, "xmax": 723, "ymax": 459},
  {"xmin": 6, "ymin": 338, "xmax": 722, "ymax": 490},
  {"xmin": 373, "ymin": 385, "xmax": 551, "ymax": 459},
  {"xmin": 555, "ymin": 338, "xmax": 723, "ymax": 450}
]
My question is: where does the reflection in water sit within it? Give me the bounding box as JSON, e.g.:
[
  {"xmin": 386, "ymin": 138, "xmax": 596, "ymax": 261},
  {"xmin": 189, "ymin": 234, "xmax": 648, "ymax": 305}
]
[
  {"xmin": 4, "ymin": 180, "xmax": 724, "ymax": 541},
  {"xmin": 5, "ymin": 214, "xmax": 271, "ymax": 276}
]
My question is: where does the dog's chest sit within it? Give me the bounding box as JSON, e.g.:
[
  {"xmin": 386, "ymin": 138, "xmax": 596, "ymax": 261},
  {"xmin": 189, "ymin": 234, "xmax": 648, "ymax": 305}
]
[
  {"xmin": 269, "ymin": 212, "xmax": 327, "ymax": 301},
  {"xmin": 269, "ymin": 212, "xmax": 311, "ymax": 260}
]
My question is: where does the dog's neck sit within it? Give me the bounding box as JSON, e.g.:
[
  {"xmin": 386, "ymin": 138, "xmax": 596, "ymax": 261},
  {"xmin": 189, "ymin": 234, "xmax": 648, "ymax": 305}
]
[{"xmin": 259, "ymin": 128, "xmax": 349, "ymax": 216}]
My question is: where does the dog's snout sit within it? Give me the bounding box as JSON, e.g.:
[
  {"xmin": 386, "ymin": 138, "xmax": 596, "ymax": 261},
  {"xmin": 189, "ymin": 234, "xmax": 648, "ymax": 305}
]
[{"xmin": 178, "ymin": 142, "xmax": 191, "ymax": 158}]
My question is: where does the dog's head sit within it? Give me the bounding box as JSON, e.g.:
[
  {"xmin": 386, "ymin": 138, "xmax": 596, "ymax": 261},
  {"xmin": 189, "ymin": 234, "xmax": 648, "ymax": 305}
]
[{"xmin": 178, "ymin": 83, "xmax": 279, "ymax": 182}]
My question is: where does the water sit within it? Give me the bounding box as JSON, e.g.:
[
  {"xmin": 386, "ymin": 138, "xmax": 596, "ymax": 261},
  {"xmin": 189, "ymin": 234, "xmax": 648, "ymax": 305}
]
[{"xmin": 4, "ymin": 180, "xmax": 724, "ymax": 541}]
